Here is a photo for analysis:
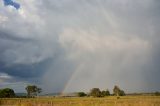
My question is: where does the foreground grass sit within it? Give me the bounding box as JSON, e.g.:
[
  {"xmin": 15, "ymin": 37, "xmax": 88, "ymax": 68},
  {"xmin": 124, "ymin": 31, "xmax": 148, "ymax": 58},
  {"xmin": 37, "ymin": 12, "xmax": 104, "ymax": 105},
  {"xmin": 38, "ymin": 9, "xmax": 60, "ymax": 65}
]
[{"xmin": 0, "ymin": 96, "xmax": 160, "ymax": 106}]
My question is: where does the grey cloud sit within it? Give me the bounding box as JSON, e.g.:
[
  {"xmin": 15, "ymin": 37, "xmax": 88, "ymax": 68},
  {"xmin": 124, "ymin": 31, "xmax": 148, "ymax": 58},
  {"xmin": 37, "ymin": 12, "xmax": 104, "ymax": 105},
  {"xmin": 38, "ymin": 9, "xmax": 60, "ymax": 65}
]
[{"xmin": 0, "ymin": 0, "xmax": 160, "ymax": 93}]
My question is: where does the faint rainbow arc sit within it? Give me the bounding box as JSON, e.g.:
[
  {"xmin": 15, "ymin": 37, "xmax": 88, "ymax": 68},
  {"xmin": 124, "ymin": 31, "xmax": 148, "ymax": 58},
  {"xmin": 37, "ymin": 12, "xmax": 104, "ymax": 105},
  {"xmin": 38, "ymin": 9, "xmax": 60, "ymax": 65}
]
[{"xmin": 62, "ymin": 64, "xmax": 84, "ymax": 94}]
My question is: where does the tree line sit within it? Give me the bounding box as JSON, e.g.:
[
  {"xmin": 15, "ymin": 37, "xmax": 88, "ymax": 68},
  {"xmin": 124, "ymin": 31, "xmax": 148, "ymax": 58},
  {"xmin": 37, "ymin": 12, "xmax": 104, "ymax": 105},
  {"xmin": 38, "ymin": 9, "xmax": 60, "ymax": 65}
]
[
  {"xmin": 0, "ymin": 85, "xmax": 160, "ymax": 98},
  {"xmin": 0, "ymin": 85, "xmax": 41, "ymax": 98},
  {"xmin": 78, "ymin": 85, "xmax": 125, "ymax": 97}
]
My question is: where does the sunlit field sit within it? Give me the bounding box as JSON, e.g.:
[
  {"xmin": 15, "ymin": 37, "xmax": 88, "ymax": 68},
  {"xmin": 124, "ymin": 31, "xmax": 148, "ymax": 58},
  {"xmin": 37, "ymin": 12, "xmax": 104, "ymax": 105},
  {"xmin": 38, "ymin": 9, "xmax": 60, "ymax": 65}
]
[{"xmin": 0, "ymin": 96, "xmax": 160, "ymax": 106}]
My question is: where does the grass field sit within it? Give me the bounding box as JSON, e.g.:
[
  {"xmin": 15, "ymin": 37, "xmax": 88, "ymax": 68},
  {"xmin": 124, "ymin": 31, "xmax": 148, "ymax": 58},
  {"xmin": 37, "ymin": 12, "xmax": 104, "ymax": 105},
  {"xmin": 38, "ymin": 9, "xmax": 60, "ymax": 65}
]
[{"xmin": 0, "ymin": 96, "xmax": 160, "ymax": 106}]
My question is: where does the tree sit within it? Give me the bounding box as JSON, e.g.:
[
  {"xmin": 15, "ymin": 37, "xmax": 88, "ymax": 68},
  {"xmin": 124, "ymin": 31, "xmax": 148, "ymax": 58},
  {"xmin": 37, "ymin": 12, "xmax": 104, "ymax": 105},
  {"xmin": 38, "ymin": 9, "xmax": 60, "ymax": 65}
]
[
  {"xmin": 113, "ymin": 85, "xmax": 125, "ymax": 97},
  {"xmin": 119, "ymin": 90, "xmax": 125, "ymax": 96},
  {"xmin": 37, "ymin": 88, "xmax": 42, "ymax": 94},
  {"xmin": 101, "ymin": 91, "xmax": 106, "ymax": 97},
  {"xmin": 0, "ymin": 88, "xmax": 15, "ymax": 98},
  {"xmin": 105, "ymin": 89, "xmax": 110, "ymax": 96},
  {"xmin": 155, "ymin": 92, "xmax": 160, "ymax": 96},
  {"xmin": 101, "ymin": 89, "xmax": 110, "ymax": 97},
  {"xmin": 90, "ymin": 88, "xmax": 101, "ymax": 97},
  {"xmin": 77, "ymin": 92, "xmax": 87, "ymax": 97},
  {"xmin": 113, "ymin": 85, "xmax": 121, "ymax": 96},
  {"xmin": 25, "ymin": 85, "xmax": 42, "ymax": 97}
]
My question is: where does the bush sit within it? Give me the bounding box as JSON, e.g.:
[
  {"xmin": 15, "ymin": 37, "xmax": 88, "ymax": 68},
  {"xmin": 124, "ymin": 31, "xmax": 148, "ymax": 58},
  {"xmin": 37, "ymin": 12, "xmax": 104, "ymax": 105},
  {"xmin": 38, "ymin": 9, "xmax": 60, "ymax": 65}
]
[{"xmin": 77, "ymin": 92, "xmax": 87, "ymax": 97}]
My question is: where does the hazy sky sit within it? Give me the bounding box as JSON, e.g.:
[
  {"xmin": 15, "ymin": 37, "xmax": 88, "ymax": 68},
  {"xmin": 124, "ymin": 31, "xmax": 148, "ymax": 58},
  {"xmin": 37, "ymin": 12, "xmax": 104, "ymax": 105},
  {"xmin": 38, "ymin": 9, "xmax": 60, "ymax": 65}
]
[{"xmin": 0, "ymin": 0, "xmax": 160, "ymax": 93}]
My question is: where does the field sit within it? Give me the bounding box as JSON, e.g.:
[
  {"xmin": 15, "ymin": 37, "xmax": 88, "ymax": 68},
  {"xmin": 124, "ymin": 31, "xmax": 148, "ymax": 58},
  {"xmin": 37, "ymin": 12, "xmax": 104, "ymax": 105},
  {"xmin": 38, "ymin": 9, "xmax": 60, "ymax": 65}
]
[{"xmin": 0, "ymin": 96, "xmax": 160, "ymax": 106}]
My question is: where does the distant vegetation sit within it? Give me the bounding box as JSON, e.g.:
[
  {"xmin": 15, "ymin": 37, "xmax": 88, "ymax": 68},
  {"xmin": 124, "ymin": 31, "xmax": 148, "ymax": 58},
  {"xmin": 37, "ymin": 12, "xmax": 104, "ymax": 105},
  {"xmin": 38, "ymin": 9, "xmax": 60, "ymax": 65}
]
[
  {"xmin": 77, "ymin": 92, "xmax": 87, "ymax": 97},
  {"xmin": 25, "ymin": 85, "xmax": 42, "ymax": 97},
  {"xmin": 113, "ymin": 85, "xmax": 125, "ymax": 96},
  {"xmin": 155, "ymin": 92, "xmax": 160, "ymax": 96},
  {"xmin": 0, "ymin": 85, "xmax": 160, "ymax": 98},
  {"xmin": 101, "ymin": 89, "xmax": 110, "ymax": 97},
  {"xmin": 0, "ymin": 88, "xmax": 15, "ymax": 98},
  {"xmin": 89, "ymin": 88, "xmax": 110, "ymax": 97},
  {"xmin": 77, "ymin": 86, "xmax": 123, "ymax": 97},
  {"xmin": 89, "ymin": 85, "xmax": 124, "ymax": 97}
]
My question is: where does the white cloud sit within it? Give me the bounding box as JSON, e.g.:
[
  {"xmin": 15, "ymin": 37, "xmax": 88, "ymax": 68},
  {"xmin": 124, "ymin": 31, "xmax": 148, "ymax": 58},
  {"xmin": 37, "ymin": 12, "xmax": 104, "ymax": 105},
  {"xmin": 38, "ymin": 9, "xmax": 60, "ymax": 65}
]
[
  {"xmin": 0, "ymin": 72, "xmax": 12, "ymax": 79},
  {"xmin": 0, "ymin": 15, "xmax": 8, "ymax": 23}
]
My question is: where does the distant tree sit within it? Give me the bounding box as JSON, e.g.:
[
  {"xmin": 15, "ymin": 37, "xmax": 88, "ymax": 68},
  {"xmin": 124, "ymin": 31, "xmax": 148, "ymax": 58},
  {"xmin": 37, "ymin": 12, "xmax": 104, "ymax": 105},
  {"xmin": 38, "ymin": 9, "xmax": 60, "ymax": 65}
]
[
  {"xmin": 0, "ymin": 88, "xmax": 15, "ymax": 98},
  {"xmin": 119, "ymin": 90, "xmax": 125, "ymax": 96},
  {"xmin": 113, "ymin": 85, "xmax": 126, "ymax": 97},
  {"xmin": 155, "ymin": 92, "xmax": 160, "ymax": 96},
  {"xmin": 101, "ymin": 89, "xmax": 110, "ymax": 97},
  {"xmin": 113, "ymin": 85, "xmax": 121, "ymax": 96},
  {"xmin": 37, "ymin": 88, "xmax": 42, "ymax": 94},
  {"xmin": 90, "ymin": 88, "xmax": 101, "ymax": 97},
  {"xmin": 77, "ymin": 92, "xmax": 87, "ymax": 97},
  {"xmin": 25, "ymin": 85, "xmax": 42, "ymax": 97},
  {"xmin": 106, "ymin": 89, "xmax": 110, "ymax": 96},
  {"xmin": 25, "ymin": 85, "xmax": 35, "ymax": 97},
  {"xmin": 101, "ymin": 91, "xmax": 106, "ymax": 97}
]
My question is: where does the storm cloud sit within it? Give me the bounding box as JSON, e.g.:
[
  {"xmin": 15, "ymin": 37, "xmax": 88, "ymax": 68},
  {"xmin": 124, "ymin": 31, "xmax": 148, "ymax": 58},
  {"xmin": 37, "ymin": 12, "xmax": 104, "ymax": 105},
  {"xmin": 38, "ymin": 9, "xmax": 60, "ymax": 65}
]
[
  {"xmin": 3, "ymin": 0, "xmax": 20, "ymax": 9},
  {"xmin": 0, "ymin": 0, "xmax": 160, "ymax": 93}
]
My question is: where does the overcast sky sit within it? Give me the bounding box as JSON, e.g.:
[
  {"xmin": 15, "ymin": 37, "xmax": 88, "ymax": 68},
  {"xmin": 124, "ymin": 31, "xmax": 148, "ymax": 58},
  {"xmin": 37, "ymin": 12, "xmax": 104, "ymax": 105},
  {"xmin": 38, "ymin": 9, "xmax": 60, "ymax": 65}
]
[{"xmin": 0, "ymin": 0, "xmax": 160, "ymax": 93}]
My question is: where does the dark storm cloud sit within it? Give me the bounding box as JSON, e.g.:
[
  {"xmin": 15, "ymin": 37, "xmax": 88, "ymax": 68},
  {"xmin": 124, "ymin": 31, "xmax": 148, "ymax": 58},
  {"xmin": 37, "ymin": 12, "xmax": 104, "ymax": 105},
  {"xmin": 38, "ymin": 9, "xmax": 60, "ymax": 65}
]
[
  {"xmin": 3, "ymin": 0, "xmax": 20, "ymax": 9},
  {"xmin": 0, "ymin": 0, "xmax": 160, "ymax": 93},
  {"xmin": 0, "ymin": 30, "xmax": 34, "ymax": 42},
  {"xmin": 0, "ymin": 58, "xmax": 52, "ymax": 78}
]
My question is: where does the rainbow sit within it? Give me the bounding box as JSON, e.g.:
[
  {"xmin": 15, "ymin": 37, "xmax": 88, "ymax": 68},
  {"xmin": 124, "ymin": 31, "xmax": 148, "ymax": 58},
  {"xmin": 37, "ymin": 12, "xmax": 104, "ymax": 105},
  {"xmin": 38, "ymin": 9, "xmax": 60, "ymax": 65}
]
[{"xmin": 62, "ymin": 64, "xmax": 85, "ymax": 94}]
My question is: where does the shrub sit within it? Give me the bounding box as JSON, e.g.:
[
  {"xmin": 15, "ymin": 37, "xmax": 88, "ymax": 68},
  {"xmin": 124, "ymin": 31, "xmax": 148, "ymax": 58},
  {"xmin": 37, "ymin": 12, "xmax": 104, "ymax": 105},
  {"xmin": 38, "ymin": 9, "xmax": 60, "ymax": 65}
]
[{"xmin": 77, "ymin": 92, "xmax": 87, "ymax": 97}]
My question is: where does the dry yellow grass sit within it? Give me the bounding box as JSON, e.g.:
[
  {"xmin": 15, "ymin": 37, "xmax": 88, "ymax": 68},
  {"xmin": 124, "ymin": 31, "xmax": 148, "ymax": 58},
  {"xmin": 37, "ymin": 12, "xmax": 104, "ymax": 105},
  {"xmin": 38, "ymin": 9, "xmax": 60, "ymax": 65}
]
[{"xmin": 0, "ymin": 96, "xmax": 160, "ymax": 106}]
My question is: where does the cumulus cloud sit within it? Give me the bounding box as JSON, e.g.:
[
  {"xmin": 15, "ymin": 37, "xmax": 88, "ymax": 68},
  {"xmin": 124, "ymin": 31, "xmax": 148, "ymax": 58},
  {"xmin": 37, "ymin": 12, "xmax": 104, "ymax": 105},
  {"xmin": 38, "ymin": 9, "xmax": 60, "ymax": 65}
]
[{"xmin": 0, "ymin": 0, "xmax": 160, "ymax": 93}]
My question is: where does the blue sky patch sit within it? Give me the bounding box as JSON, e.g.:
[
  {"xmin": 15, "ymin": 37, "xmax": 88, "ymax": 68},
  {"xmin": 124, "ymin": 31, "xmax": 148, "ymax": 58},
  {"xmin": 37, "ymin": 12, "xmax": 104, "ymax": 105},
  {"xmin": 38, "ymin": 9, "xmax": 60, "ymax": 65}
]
[{"xmin": 3, "ymin": 0, "xmax": 20, "ymax": 9}]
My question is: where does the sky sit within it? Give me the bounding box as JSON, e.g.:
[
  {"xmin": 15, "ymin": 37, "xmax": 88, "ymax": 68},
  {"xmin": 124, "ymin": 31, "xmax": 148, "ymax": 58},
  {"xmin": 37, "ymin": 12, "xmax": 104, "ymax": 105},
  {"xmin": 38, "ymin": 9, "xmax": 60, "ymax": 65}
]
[
  {"xmin": 3, "ymin": 0, "xmax": 20, "ymax": 9},
  {"xmin": 0, "ymin": 0, "xmax": 160, "ymax": 93}
]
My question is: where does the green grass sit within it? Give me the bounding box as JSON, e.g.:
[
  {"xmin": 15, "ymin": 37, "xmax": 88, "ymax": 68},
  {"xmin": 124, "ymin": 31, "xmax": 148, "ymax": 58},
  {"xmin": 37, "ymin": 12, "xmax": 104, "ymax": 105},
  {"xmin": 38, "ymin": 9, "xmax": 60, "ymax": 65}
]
[{"xmin": 0, "ymin": 96, "xmax": 160, "ymax": 106}]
